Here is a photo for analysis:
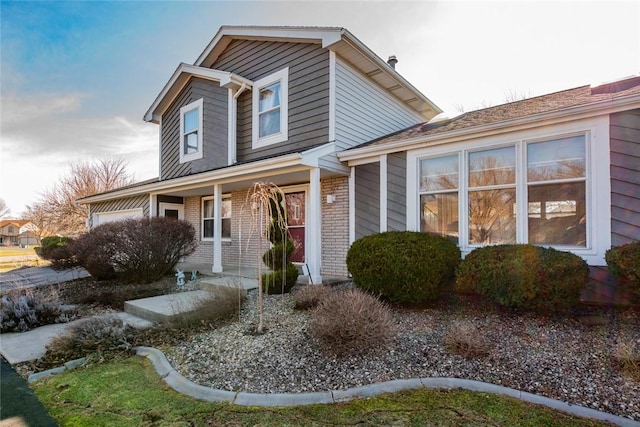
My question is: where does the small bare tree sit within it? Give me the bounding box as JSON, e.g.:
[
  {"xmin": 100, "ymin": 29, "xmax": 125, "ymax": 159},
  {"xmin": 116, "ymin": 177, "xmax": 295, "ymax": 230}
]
[
  {"xmin": 244, "ymin": 182, "xmax": 288, "ymax": 334},
  {"xmin": 0, "ymin": 198, "xmax": 10, "ymax": 219},
  {"xmin": 25, "ymin": 158, "xmax": 133, "ymax": 236}
]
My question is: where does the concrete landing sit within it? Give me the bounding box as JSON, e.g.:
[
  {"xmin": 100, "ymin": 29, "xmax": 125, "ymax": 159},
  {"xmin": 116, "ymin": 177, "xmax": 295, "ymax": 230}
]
[
  {"xmin": 200, "ymin": 276, "xmax": 257, "ymax": 292},
  {"xmin": 124, "ymin": 290, "xmax": 224, "ymax": 323},
  {"xmin": 0, "ymin": 312, "xmax": 153, "ymax": 364}
]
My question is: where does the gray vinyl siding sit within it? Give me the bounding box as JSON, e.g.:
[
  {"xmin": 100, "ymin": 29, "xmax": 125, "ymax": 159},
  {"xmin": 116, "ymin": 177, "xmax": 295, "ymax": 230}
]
[
  {"xmin": 212, "ymin": 40, "xmax": 330, "ymax": 162},
  {"xmin": 387, "ymin": 152, "xmax": 407, "ymax": 231},
  {"xmin": 335, "ymin": 57, "xmax": 422, "ymax": 148},
  {"xmin": 355, "ymin": 162, "xmax": 380, "ymax": 240},
  {"xmin": 90, "ymin": 195, "xmax": 149, "ymax": 217},
  {"xmin": 610, "ymin": 109, "xmax": 640, "ymax": 245},
  {"xmin": 160, "ymin": 78, "xmax": 228, "ymax": 180}
]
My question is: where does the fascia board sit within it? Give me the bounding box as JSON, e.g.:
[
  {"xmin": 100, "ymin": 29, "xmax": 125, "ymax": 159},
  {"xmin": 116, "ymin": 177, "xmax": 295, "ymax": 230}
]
[
  {"xmin": 144, "ymin": 63, "xmax": 251, "ymax": 123},
  {"xmin": 338, "ymin": 95, "xmax": 640, "ymax": 162},
  {"xmin": 300, "ymin": 142, "xmax": 336, "ymax": 166},
  {"xmin": 77, "ymin": 153, "xmax": 303, "ymax": 204},
  {"xmin": 195, "ymin": 26, "xmax": 344, "ymax": 68}
]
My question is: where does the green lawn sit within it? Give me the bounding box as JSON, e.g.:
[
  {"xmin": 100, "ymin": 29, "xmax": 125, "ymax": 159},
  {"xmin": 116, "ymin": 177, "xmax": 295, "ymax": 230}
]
[
  {"xmin": 31, "ymin": 356, "xmax": 609, "ymax": 427},
  {"xmin": 0, "ymin": 247, "xmax": 38, "ymax": 258}
]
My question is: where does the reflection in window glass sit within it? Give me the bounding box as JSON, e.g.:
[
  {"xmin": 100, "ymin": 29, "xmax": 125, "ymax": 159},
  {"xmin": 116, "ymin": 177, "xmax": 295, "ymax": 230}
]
[
  {"xmin": 420, "ymin": 155, "xmax": 458, "ymax": 192},
  {"xmin": 258, "ymin": 82, "xmax": 281, "ymax": 137},
  {"xmin": 468, "ymin": 189, "xmax": 516, "ymax": 244},
  {"xmin": 420, "ymin": 155, "xmax": 459, "ymax": 242},
  {"xmin": 469, "ymin": 146, "xmax": 515, "ymax": 187},
  {"xmin": 528, "ymin": 182, "xmax": 585, "ymax": 246},
  {"xmin": 202, "ymin": 197, "xmax": 232, "ymax": 240},
  {"xmin": 528, "ymin": 135, "xmax": 585, "ymax": 181}
]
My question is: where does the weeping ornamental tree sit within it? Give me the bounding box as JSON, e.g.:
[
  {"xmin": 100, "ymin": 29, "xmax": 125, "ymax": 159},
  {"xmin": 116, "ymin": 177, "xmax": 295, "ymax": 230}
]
[{"xmin": 247, "ymin": 182, "xmax": 296, "ymax": 334}]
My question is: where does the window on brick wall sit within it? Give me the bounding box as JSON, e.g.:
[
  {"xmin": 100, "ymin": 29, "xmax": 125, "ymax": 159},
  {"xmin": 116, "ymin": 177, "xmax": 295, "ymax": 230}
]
[{"xmin": 202, "ymin": 195, "xmax": 231, "ymax": 240}]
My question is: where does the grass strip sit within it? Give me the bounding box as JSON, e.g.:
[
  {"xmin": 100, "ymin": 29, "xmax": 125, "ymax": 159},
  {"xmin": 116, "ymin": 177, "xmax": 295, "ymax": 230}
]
[{"xmin": 31, "ymin": 356, "xmax": 609, "ymax": 426}]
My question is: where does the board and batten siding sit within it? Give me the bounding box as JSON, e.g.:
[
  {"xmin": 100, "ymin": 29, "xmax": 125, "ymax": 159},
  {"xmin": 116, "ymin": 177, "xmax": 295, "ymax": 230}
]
[
  {"xmin": 387, "ymin": 152, "xmax": 407, "ymax": 231},
  {"xmin": 160, "ymin": 78, "xmax": 228, "ymax": 180},
  {"xmin": 355, "ymin": 162, "xmax": 380, "ymax": 240},
  {"xmin": 334, "ymin": 57, "xmax": 422, "ymax": 149},
  {"xmin": 610, "ymin": 109, "xmax": 640, "ymax": 245},
  {"xmin": 212, "ymin": 40, "xmax": 330, "ymax": 162}
]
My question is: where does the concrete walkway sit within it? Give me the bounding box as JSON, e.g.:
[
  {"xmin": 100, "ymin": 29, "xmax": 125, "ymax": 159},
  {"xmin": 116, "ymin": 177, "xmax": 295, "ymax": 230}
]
[{"xmin": 0, "ymin": 266, "xmax": 89, "ymax": 292}]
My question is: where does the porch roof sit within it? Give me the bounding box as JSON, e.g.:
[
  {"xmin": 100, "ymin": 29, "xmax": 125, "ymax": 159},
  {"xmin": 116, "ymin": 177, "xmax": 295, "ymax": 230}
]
[{"xmin": 77, "ymin": 142, "xmax": 346, "ymax": 204}]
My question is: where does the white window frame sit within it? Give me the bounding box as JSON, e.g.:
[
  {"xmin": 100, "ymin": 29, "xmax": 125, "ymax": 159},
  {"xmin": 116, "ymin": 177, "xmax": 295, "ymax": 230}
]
[
  {"xmin": 201, "ymin": 195, "xmax": 231, "ymax": 241},
  {"xmin": 252, "ymin": 68, "xmax": 289, "ymax": 149},
  {"xmin": 406, "ymin": 116, "xmax": 611, "ymax": 265},
  {"xmin": 179, "ymin": 98, "xmax": 204, "ymax": 163}
]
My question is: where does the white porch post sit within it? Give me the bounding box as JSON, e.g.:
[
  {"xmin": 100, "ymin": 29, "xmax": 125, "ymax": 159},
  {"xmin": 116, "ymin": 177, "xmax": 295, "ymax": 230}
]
[
  {"xmin": 308, "ymin": 167, "xmax": 322, "ymax": 284},
  {"xmin": 212, "ymin": 184, "xmax": 223, "ymax": 273}
]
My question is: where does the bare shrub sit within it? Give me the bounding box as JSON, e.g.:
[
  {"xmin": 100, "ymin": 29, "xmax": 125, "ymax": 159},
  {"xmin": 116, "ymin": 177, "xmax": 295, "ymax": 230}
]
[
  {"xmin": 613, "ymin": 336, "xmax": 640, "ymax": 381},
  {"xmin": 44, "ymin": 316, "xmax": 133, "ymax": 365},
  {"xmin": 310, "ymin": 288, "xmax": 396, "ymax": 357},
  {"xmin": 444, "ymin": 320, "xmax": 492, "ymax": 358},
  {"xmin": 0, "ymin": 287, "xmax": 76, "ymax": 332},
  {"xmin": 293, "ymin": 285, "xmax": 333, "ymax": 310}
]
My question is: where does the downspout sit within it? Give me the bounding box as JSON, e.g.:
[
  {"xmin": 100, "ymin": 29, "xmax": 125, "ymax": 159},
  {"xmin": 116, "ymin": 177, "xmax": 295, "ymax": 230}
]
[{"xmin": 229, "ymin": 83, "xmax": 248, "ymax": 165}]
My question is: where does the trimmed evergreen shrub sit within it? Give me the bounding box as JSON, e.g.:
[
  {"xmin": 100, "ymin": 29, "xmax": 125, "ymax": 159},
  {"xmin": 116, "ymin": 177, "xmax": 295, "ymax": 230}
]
[
  {"xmin": 310, "ymin": 288, "xmax": 396, "ymax": 357},
  {"xmin": 262, "ymin": 263, "xmax": 299, "ymax": 295},
  {"xmin": 69, "ymin": 217, "xmax": 197, "ymax": 283},
  {"xmin": 606, "ymin": 242, "xmax": 640, "ymax": 291},
  {"xmin": 455, "ymin": 244, "xmax": 588, "ymax": 312},
  {"xmin": 346, "ymin": 231, "xmax": 461, "ymax": 304},
  {"xmin": 35, "ymin": 236, "xmax": 79, "ymax": 270},
  {"xmin": 262, "ymin": 240, "xmax": 295, "ymax": 270}
]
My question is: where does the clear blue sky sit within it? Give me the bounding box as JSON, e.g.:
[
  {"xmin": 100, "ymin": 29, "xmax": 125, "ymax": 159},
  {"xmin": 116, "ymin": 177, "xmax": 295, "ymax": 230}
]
[{"xmin": 1, "ymin": 1, "xmax": 638, "ymax": 216}]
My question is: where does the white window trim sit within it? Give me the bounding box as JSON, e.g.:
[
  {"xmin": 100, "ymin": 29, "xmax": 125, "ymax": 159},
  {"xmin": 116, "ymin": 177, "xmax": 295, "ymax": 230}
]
[
  {"xmin": 252, "ymin": 68, "xmax": 289, "ymax": 149},
  {"xmin": 201, "ymin": 195, "xmax": 231, "ymax": 241},
  {"xmin": 179, "ymin": 98, "xmax": 204, "ymax": 163},
  {"xmin": 407, "ymin": 116, "xmax": 611, "ymax": 265}
]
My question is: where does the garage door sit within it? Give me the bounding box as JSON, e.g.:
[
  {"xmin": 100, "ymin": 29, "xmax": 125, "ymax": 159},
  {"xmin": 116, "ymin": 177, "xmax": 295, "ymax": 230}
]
[{"xmin": 93, "ymin": 208, "xmax": 144, "ymax": 227}]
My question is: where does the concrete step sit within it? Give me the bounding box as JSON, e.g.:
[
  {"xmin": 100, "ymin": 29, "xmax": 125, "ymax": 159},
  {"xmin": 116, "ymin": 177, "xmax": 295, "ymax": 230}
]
[
  {"xmin": 124, "ymin": 291, "xmax": 217, "ymax": 324},
  {"xmin": 200, "ymin": 276, "xmax": 258, "ymax": 292}
]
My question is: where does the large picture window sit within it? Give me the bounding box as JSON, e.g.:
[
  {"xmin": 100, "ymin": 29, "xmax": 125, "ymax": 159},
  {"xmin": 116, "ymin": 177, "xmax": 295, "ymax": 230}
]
[
  {"xmin": 202, "ymin": 196, "xmax": 231, "ymax": 240},
  {"xmin": 252, "ymin": 68, "xmax": 288, "ymax": 148},
  {"xmin": 179, "ymin": 99, "xmax": 203, "ymax": 163},
  {"xmin": 416, "ymin": 133, "xmax": 588, "ymax": 250}
]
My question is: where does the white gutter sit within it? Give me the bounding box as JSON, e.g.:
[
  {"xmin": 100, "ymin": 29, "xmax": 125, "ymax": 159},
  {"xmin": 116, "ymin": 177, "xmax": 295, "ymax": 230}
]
[
  {"xmin": 338, "ymin": 93, "xmax": 640, "ymax": 162},
  {"xmin": 228, "ymin": 82, "xmax": 249, "ymax": 165}
]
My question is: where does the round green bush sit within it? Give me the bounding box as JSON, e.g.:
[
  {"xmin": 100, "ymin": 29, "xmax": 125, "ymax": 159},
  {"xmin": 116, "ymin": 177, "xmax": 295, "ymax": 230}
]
[
  {"xmin": 262, "ymin": 240, "xmax": 295, "ymax": 270},
  {"xmin": 346, "ymin": 231, "xmax": 461, "ymax": 304},
  {"xmin": 605, "ymin": 242, "xmax": 640, "ymax": 291},
  {"xmin": 455, "ymin": 244, "xmax": 588, "ymax": 312},
  {"xmin": 262, "ymin": 263, "xmax": 299, "ymax": 294}
]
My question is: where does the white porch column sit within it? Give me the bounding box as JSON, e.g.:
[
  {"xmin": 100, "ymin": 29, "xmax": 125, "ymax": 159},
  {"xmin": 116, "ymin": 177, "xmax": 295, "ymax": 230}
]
[
  {"xmin": 212, "ymin": 184, "xmax": 223, "ymax": 273},
  {"xmin": 308, "ymin": 167, "xmax": 322, "ymax": 284}
]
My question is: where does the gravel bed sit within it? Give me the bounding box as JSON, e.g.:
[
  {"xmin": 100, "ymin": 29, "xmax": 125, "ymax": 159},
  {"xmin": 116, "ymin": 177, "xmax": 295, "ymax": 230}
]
[{"xmin": 165, "ymin": 289, "xmax": 640, "ymax": 421}]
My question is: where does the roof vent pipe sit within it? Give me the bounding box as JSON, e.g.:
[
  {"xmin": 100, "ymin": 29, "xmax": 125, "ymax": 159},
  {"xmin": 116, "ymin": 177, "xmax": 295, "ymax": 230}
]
[{"xmin": 387, "ymin": 55, "xmax": 398, "ymax": 69}]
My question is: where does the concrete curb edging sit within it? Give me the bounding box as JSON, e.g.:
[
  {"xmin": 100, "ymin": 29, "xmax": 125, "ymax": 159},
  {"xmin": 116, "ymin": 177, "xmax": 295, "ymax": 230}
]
[
  {"xmin": 28, "ymin": 358, "xmax": 86, "ymax": 383},
  {"xmin": 134, "ymin": 346, "xmax": 639, "ymax": 426}
]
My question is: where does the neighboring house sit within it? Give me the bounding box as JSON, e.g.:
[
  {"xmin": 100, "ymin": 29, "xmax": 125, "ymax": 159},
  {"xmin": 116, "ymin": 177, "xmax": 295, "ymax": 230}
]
[
  {"xmin": 77, "ymin": 26, "xmax": 441, "ymax": 283},
  {"xmin": 0, "ymin": 220, "xmax": 40, "ymax": 246},
  {"xmin": 78, "ymin": 25, "xmax": 639, "ymax": 284}
]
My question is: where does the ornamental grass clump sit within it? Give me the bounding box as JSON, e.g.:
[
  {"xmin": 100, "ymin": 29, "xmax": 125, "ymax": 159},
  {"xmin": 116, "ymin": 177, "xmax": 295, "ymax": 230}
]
[
  {"xmin": 293, "ymin": 284, "xmax": 333, "ymax": 310},
  {"xmin": 346, "ymin": 231, "xmax": 461, "ymax": 305},
  {"xmin": 310, "ymin": 288, "xmax": 396, "ymax": 357},
  {"xmin": 444, "ymin": 320, "xmax": 493, "ymax": 359}
]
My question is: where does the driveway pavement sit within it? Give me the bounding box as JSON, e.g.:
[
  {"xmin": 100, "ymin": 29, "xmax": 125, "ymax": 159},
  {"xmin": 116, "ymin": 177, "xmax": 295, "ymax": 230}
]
[{"xmin": 0, "ymin": 267, "xmax": 89, "ymax": 293}]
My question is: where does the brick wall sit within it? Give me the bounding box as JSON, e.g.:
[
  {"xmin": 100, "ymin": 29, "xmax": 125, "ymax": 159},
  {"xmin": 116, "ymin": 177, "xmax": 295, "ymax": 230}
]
[{"xmin": 321, "ymin": 176, "xmax": 349, "ymax": 278}]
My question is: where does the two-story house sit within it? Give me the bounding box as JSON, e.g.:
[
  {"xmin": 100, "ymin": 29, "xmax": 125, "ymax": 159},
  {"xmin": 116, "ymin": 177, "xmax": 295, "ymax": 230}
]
[
  {"xmin": 78, "ymin": 26, "xmax": 441, "ymax": 284},
  {"xmin": 79, "ymin": 26, "xmax": 640, "ymax": 295}
]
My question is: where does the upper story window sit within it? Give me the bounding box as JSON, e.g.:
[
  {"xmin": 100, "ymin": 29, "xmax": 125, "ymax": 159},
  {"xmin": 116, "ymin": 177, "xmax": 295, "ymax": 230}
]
[
  {"xmin": 179, "ymin": 98, "xmax": 203, "ymax": 163},
  {"xmin": 418, "ymin": 133, "xmax": 588, "ymax": 250},
  {"xmin": 202, "ymin": 195, "xmax": 232, "ymax": 241},
  {"xmin": 252, "ymin": 68, "xmax": 288, "ymax": 148}
]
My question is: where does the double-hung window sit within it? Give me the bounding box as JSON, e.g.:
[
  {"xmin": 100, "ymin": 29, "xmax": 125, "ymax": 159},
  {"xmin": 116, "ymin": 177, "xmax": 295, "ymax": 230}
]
[
  {"xmin": 179, "ymin": 98, "xmax": 203, "ymax": 163},
  {"xmin": 252, "ymin": 68, "xmax": 288, "ymax": 148},
  {"xmin": 202, "ymin": 196, "xmax": 232, "ymax": 240},
  {"xmin": 417, "ymin": 133, "xmax": 588, "ymax": 250}
]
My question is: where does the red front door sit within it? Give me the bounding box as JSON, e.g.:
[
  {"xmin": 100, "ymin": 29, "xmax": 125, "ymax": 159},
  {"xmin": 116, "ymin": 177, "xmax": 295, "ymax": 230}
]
[{"xmin": 285, "ymin": 192, "xmax": 305, "ymax": 263}]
